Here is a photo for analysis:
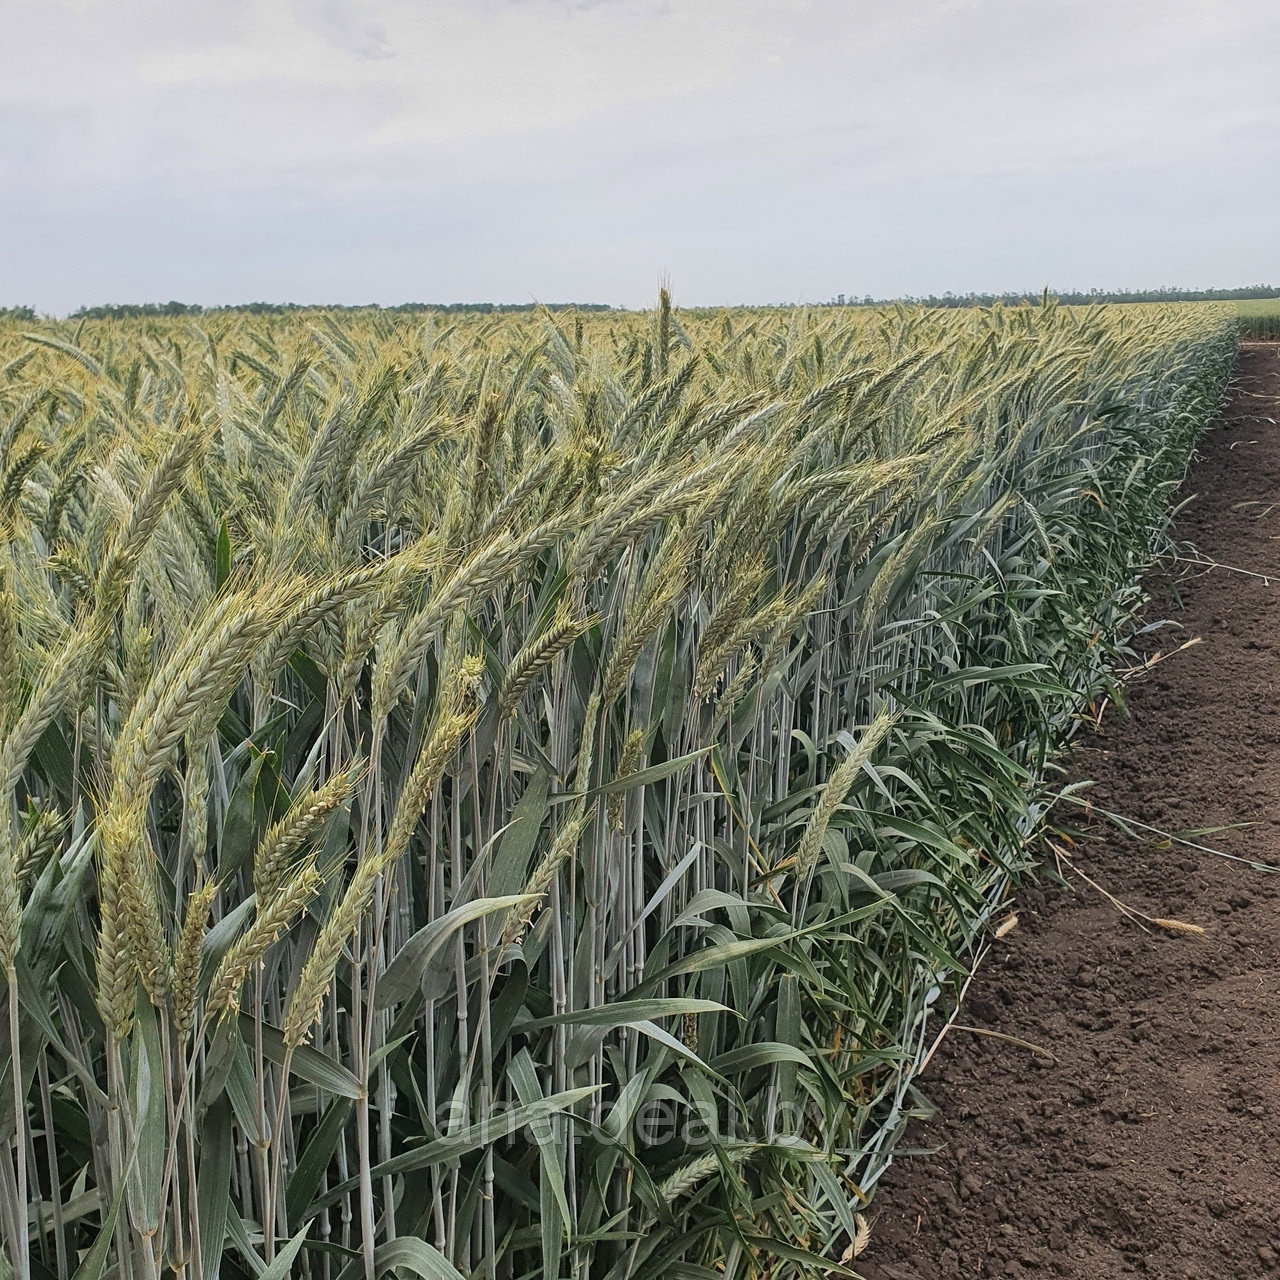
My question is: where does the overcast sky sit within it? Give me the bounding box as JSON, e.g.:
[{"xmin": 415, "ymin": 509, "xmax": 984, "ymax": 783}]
[{"xmin": 2, "ymin": 0, "xmax": 1278, "ymax": 312}]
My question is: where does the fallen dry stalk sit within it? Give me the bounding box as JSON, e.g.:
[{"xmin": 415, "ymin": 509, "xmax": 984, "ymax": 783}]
[
  {"xmin": 950, "ymin": 1024, "xmax": 1059, "ymax": 1063},
  {"xmin": 1048, "ymin": 840, "xmax": 1206, "ymax": 936}
]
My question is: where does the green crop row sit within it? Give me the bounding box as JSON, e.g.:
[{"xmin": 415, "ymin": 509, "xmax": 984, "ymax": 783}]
[{"xmin": 1237, "ymin": 299, "xmax": 1280, "ymax": 340}]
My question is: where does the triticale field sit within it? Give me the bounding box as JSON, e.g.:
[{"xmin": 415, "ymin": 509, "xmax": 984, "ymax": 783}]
[{"xmin": 0, "ymin": 298, "xmax": 1236, "ymax": 1280}]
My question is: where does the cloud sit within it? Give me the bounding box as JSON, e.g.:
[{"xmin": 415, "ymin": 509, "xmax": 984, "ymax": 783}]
[
  {"xmin": 0, "ymin": 0, "xmax": 1276, "ymax": 311},
  {"xmin": 294, "ymin": 0, "xmax": 396, "ymax": 59}
]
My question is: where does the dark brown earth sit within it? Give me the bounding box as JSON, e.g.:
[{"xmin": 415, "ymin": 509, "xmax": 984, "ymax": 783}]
[{"xmin": 860, "ymin": 344, "xmax": 1280, "ymax": 1280}]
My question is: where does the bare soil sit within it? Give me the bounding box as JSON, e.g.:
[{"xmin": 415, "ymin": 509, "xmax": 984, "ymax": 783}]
[{"xmin": 860, "ymin": 345, "xmax": 1280, "ymax": 1280}]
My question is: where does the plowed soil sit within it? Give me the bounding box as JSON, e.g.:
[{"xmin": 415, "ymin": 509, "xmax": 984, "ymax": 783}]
[{"xmin": 860, "ymin": 344, "xmax": 1280, "ymax": 1280}]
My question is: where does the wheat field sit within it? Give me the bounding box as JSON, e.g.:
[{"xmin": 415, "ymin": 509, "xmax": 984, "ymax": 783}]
[
  {"xmin": 0, "ymin": 297, "xmax": 1234, "ymax": 1280},
  {"xmin": 1237, "ymin": 299, "xmax": 1280, "ymax": 340}
]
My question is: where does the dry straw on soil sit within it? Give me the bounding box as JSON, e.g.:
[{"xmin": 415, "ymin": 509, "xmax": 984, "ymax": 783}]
[{"xmin": 0, "ymin": 297, "xmax": 1235, "ymax": 1280}]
